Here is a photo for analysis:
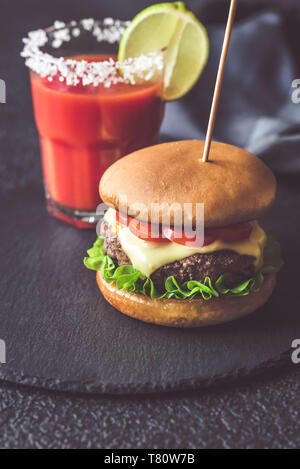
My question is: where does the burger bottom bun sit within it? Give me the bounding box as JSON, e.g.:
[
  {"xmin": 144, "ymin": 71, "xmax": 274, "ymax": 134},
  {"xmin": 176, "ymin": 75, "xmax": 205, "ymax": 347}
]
[{"xmin": 96, "ymin": 271, "xmax": 276, "ymax": 328}]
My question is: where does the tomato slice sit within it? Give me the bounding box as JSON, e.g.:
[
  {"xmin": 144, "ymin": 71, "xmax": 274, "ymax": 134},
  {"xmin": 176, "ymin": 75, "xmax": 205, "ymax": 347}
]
[
  {"xmin": 116, "ymin": 212, "xmax": 252, "ymax": 246},
  {"xmin": 116, "ymin": 212, "xmax": 170, "ymax": 242},
  {"xmin": 162, "ymin": 226, "xmax": 217, "ymax": 247},
  {"xmin": 216, "ymin": 223, "xmax": 253, "ymax": 242},
  {"xmin": 162, "ymin": 223, "xmax": 253, "ymax": 247}
]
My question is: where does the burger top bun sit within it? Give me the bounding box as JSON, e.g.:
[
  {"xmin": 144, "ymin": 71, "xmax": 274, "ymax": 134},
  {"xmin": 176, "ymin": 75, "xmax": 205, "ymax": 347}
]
[{"xmin": 100, "ymin": 140, "xmax": 276, "ymax": 228}]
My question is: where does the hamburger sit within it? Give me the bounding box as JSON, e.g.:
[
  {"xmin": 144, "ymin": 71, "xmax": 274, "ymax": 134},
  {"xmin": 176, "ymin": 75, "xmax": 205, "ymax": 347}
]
[{"xmin": 84, "ymin": 140, "xmax": 283, "ymax": 327}]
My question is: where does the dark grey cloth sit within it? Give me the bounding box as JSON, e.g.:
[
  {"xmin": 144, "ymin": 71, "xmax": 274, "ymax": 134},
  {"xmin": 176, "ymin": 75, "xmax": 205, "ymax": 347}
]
[{"xmin": 1, "ymin": 0, "xmax": 300, "ymax": 449}]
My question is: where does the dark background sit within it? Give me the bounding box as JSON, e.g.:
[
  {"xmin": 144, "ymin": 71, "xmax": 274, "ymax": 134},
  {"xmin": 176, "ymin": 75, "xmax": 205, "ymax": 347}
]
[{"xmin": 1, "ymin": 0, "xmax": 300, "ymax": 449}]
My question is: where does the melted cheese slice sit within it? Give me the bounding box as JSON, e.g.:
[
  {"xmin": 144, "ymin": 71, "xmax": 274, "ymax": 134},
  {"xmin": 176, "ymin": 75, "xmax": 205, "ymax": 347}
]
[{"xmin": 104, "ymin": 209, "xmax": 266, "ymax": 278}]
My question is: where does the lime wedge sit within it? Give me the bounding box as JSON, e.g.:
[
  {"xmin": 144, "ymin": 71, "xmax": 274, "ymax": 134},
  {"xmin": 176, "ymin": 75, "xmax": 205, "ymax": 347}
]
[{"xmin": 118, "ymin": 2, "xmax": 209, "ymax": 101}]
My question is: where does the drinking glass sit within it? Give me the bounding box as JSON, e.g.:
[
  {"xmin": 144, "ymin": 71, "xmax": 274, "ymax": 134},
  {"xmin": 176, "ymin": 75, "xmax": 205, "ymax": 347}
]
[{"xmin": 22, "ymin": 18, "xmax": 165, "ymax": 227}]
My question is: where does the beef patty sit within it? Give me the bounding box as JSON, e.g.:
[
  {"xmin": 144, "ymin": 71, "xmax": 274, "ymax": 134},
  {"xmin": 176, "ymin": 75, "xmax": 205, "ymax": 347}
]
[
  {"xmin": 100, "ymin": 219, "xmax": 256, "ymax": 289},
  {"xmin": 100, "ymin": 219, "xmax": 131, "ymax": 266}
]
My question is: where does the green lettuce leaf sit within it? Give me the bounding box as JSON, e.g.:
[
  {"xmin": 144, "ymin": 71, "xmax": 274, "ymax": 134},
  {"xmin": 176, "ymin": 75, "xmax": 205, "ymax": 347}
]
[
  {"xmin": 83, "ymin": 231, "xmax": 283, "ymax": 301},
  {"xmin": 261, "ymin": 231, "xmax": 284, "ymax": 273},
  {"xmin": 83, "ymin": 237, "xmax": 105, "ymax": 271}
]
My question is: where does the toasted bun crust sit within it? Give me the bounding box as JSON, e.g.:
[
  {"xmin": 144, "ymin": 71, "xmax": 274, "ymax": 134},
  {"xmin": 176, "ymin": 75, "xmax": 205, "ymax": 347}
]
[
  {"xmin": 100, "ymin": 140, "xmax": 276, "ymax": 228},
  {"xmin": 97, "ymin": 271, "xmax": 276, "ymax": 328}
]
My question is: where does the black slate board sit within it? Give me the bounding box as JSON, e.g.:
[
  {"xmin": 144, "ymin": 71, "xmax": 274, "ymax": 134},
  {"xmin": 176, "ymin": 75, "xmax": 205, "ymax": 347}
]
[
  {"xmin": 1, "ymin": 0, "xmax": 300, "ymax": 396},
  {"xmin": 0, "ymin": 179, "xmax": 298, "ymax": 395}
]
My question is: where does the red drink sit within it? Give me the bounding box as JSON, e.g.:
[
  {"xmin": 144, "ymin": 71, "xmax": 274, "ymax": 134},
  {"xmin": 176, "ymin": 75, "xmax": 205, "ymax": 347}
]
[{"xmin": 30, "ymin": 55, "xmax": 165, "ymax": 227}]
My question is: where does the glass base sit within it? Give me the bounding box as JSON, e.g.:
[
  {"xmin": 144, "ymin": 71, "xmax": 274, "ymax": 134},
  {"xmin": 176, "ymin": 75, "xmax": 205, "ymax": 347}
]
[{"xmin": 46, "ymin": 197, "xmax": 100, "ymax": 229}]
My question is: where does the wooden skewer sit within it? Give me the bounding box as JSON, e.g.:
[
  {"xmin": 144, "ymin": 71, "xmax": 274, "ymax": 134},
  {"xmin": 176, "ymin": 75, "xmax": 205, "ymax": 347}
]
[{"xmin": 202, "ymin": 0, "xmax": 238, "ymax": 162}]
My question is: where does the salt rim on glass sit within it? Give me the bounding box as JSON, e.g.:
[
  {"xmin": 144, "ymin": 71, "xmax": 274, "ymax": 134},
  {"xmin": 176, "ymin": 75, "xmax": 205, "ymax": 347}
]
[{"xmin": 21, "ymin": 18, "xmax": 164, "ymax": 88}]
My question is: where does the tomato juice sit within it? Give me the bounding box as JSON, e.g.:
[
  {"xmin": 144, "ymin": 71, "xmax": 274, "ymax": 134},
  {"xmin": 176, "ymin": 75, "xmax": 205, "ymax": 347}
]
[{"xmin": 30, "ymin": 55, "xmax": 165, "ymax": 226}]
